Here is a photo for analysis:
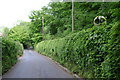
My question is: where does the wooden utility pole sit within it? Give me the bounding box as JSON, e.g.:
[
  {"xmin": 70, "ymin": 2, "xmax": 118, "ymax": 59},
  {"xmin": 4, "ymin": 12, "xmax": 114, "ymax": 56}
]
[
  {"xmin": 42, "ymin": 16, "xmax": 44, "ymax": 40},
  {"xmin": 72, "ymin": 0, "xmax": 74, "ymax": 32}
]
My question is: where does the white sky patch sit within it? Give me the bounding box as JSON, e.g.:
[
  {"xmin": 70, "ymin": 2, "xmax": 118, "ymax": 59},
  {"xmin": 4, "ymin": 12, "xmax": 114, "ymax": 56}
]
[{"xmin": 0, "ymin": 0, "xmax": 51, "ymax": 29}]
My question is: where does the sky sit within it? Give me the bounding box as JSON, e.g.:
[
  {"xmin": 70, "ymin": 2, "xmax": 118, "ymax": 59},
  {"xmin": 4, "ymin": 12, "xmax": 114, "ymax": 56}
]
[{"xmin": 0, "ymin": 0, "xmax": 51, "ymax": 29}]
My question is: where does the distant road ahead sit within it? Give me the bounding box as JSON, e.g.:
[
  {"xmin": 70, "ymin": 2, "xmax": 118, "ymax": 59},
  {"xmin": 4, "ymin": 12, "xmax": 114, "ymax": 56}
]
[{"xmin": 3, "ymin": 50, "xmax": 74, "ymax": 78}]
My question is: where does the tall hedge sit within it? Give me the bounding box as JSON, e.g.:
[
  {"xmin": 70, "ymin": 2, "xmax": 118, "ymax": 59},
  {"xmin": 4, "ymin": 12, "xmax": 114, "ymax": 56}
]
[
  {"xmin": 35, "ymin": 24, "xmax": 120, "ymax": 79},
  {"xmin": 2, "ymin": 37, "xmax": 23, "ymax": 74},
  {"xmin": 0, "ymin": 37, "xmax": 2, "ymax": 76}
]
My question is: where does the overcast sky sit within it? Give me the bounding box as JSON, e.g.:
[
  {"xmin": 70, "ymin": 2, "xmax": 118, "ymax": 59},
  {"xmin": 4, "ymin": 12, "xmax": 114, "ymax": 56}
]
[{"xmin": 0, "ymin": 0, "xmax": 51, "ymax": 29}]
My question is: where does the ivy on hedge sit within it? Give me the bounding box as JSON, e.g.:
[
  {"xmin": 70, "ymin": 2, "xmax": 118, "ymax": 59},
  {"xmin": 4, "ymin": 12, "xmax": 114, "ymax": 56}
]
[
  {"xmin": 35, "ymin": 24, "xmax": 120, "ymax": 79},
  {"xmin": 2, "ymin": 37, "xmax": 23, "ymax": 74}
]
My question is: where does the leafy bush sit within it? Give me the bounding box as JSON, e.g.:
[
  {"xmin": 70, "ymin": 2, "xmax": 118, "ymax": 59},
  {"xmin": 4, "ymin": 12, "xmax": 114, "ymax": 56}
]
[
  {"xmin": 0, "ymin": 37, "xmax": 2, "ymax": 75},
  {"xmin": 8, "ymin": 22, "xmax": 32, "ymax": 48},
  {"xmin": 35, "ymin": 24, "xmax": 120, "ymax": 79},
  {"xmin": 2, "ymin": 37, "xmax": 23, "ymax": 74}
]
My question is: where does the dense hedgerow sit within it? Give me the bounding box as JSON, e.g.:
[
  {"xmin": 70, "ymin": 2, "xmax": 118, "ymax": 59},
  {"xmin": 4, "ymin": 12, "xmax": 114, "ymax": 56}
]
[
  {"xmin": 35, "ymin": 24, "xmax": 120, "ymax": 79},
  {"xmin": 0, "ymin": 37, "xmax": 2, "ymax": 75},
  {"xmin": 2, "ymin": 37, "xmax": 23, "ymax": 74}
]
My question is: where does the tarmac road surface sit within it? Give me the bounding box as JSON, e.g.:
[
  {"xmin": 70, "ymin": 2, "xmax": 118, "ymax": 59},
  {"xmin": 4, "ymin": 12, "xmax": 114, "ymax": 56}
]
[{"xmin": 3, "ymin": 50, "xmax": 75, "ymax": 78}]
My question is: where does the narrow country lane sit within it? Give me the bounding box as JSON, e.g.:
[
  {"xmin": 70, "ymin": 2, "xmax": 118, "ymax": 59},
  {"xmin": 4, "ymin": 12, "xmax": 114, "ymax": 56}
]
[{"xmin": 3, "ymin": 50, "xmax": 74, "ymax": 78}]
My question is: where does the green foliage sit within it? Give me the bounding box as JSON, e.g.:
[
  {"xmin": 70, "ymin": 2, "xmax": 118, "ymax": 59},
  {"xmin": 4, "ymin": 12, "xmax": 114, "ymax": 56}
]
[
  {"xmin": 29, "ymin": 2, "xmax": 72, "ymax": 39},
  {"xmin": 0, "ymin": 37, "xmax": 2, "ymax": 75},
  {"xmin": 29, "ymin": 10, "xmax": 42, "ymax": 33},
  {"xmin": 31, "ymin": 33, "xmax": 42, "ymax": 45},
  {"xmin": 35, "ymin": 24, "xmax": 120, "ymax": 79},
  {"xmin": 2, "ymin": 1, "xmax": 119, "ymax": 78},
  {"xmin": 8, "ymin": 22, "xmax": 31, "ymax": 48},
  {"xmin": 2, "ymin": 37, "xmax": 23, "ymax": 74},
  {"xmin": 29, "ymin": 2, "xmax": 119, "ymax": 40},
  {"xmin": 103, "ymin": 8, "xmax": 120, "ymax": 78},
  {"xmin": 3, "ymin": 27, "xmax": 9, "ymax": 37}
]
